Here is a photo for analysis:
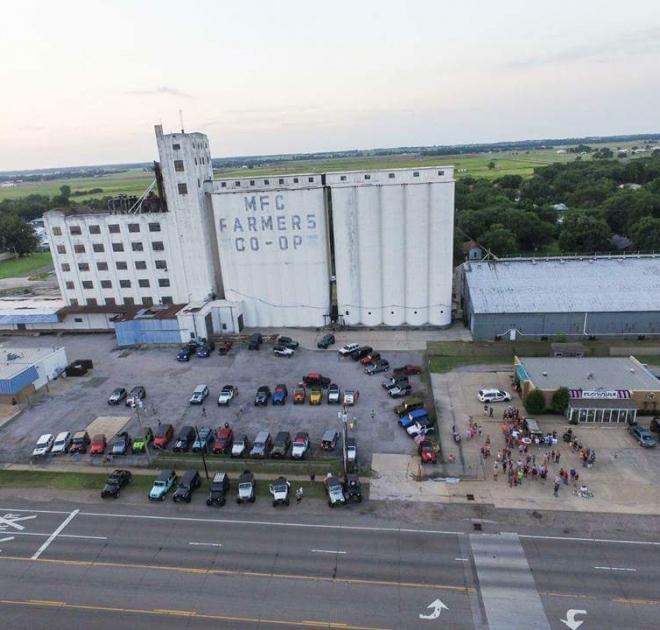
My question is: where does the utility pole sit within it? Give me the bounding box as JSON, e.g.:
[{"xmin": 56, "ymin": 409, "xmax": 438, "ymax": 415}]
[
  {"xmin": 194, "ymin": 425, "xmax": 210, "ymax": 481},
  {"xmin": 338, "ymin": 407, "xmax": 348, "ymax": 476},
  {"xmin": 134, "ymin": 399, "xmax": 152, "ymax": 464}
]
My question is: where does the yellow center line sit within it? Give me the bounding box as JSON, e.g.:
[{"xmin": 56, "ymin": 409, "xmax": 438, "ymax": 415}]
[
  {"xmin": 0, "ymin": 554, "xmax": 471, "ymax": 593},
  {"xmin": 0, "ymin": 599, "xmax": 391, "ymax": 630}
]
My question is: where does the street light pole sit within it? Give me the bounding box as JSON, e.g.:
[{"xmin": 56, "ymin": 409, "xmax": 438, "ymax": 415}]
[
  {"xmin": 195, "ymin": 425, "xmax": 210, "ymax": 481},
  {"xmin": 134, "ymin": 399, "xmax": 152, "ymax": 464},
  {"xmin": 339, "ymin": 407, "xmax": 348, "ymax": 476}
]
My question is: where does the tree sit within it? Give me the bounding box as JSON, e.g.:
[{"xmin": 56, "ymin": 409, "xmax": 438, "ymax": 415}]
[
  {"xmin": 488, "ymin": 160, "xmax": 496, "ymax": 170},
  {"xmin": 500, "ymin": 208, "xmax": 555, "ymax": 251},
  {"xmin": 558, "ymin": 213, "xmax": 612, "ymax": 253},
  {"xmin": 0, "ymin": 214, "xmax": 37, "ymax": 256},
  {"xmin": 630, "ymin": 216, "xmax": 660, "ymax": 251},
  {"xmin": 593, "ymin": 147, "xmax": 613, "ymax": 159},
  {"xmin": 550, "ymin": 387, "xmax": 570, "ymax": 414},
  {"xmin": 524, "ymin": 389, "xmax": 546, "ymax": 414},
  {"xmin": 479, "ymin": 223, "xmax": 519, "ymax": 256}
]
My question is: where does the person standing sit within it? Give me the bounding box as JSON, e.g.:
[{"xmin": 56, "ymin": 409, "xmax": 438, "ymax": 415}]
[
  {"xmin": 489, "ymin": 406, "xmax": 494, "ymax": 418},
  {"xmin": 493, "ymin": 462, "xmax": 499, "ymax": 481},
  {"xmin": 554, "ymin": 476, "xmax": 561, "ymax": 497}
]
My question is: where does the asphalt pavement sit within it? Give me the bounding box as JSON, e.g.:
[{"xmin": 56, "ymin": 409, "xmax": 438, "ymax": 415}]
[{"xmin": 0, "ymin": 497, "xmax": 658, "ymax": 629}]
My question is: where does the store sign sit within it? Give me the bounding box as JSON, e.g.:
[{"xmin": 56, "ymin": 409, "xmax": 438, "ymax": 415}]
[{"xmin": 570, "ymin": 389, "xmax": 631, "ymax": 400}]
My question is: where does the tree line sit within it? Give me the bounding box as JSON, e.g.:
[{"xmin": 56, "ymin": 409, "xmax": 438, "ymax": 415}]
[{"xmin": 455, "ymin": 152, "xmax": 660, "ymax": 258}]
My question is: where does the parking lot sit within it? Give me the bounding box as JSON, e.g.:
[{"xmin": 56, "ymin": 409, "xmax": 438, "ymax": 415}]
[{"xmin": 0, "ymin": 333, "xmax": 426, "ymax": 467}]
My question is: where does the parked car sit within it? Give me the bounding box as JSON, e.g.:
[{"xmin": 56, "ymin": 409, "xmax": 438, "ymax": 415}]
[
  {"xmin": 418, "ymin": 439, "xmax": 437, "ymax": 464},
  {"xmin": 153, "ymin": 423, "xmax": 174, "ymax": 450},
  {"xmin": 327, "ymin": 383, "xmax": 341, "ymax": 404},
  {"xmin": 236, "ymin": 470, "xmax": 256, "ymax": 503},
  {"xmin": 650, "ymin": 417, "xmax": 660, "ymax": 433},
  {"xmin": 360, "ymin": 352, "xmax": 381, "ymax": 366},
  {"xmin": 351, "ymin": 346, "xmax": 373, "ymax": 361},
  {"xmin": 254, "ymin": 385, "xmax": 271, "ymax": 406},
  {"xmin": 101, "ymin": 469, "xmax": 132, "ymax": 498},
  {"xmin": 217, "ymin": 340, "xmax": 233, "ymax": 355},
  {"xmin": 293, "ymin": 383, "xmax": 306, "ymax": 404},
  {"xmin": 196, "ymin": 341, "xmax": 215, "ymax": 358},
  {"xmin": 388, "ymin": 383, "xmax": 412, "ymax": 398},
  {"xmin": 346, "ymin": 437, "xmax": 358, "ymax": 470},
  {"xmin": 271, "ymin": 431, "xmax": 291, "ymax": 458},
  {"xmin": 406, "ymin": 418, "xmax": 435, "ymax": 438},
  {"xmin": 383, "ymin": 376, "xmax": 409, "ymax": 391},
  {"xmin": 247, "ymin": 333, "xmax": 262, "ymax": 350},
  {"xmin": 69, "ymin": 430, "xmax": 90, "ymax": 455},
  {"xmin": 149, "ymin": 469, "xmax": 177, "ymax": 501},
  {"xmin": 325, "ymin": 474, "xmax": 346, "ymax": 507},
  {"xmin": 90, "ymin": 434, "xmax": 107, "ymax": 456},
  {"xmin": 291, "ymin": 431, "xmax": 310, "ymax": 459},
  {"xmin": 303, "ymin": 372, "xmax": 331, "ymax": 388},
  {"xmin": 273, "ymin": 345, "xmax": 295, "ymax": 358},
  {"xmin": 399, "ymin": 408, "xmax": 428, "ymax": 429},
  {"xmin": 126, "ymin": 385, "xmax": 146, "ymax": 407},
  {"xmin": 32, "ymin": 433, "xmax": 54, "ymax": 457},
  {"xmin": 365, "ymin": 360, "xmax": 389, "ymax": 375},
  {"xmin": 231, "ymin": 435, "xmax": 249, "ymax": 458},
  {"xmin": 277, "ymin": 336, "xmax": 299, "ymax": 350},
  {"xmin": 217, "ymin": 384, "xmax": 237, "ymax": 406},
  {"xmin": 629, "ymin": 425, "xmax": 657, "ymax": 448},
  {"xmin": 110, "ymin": 431, "xmax": 131, "ymax": 456},
  {"xmin": 321, "ymin": 430, "xmax": 340, "ymax": 451},
  {"xmin": 51, "ymin": 431, "xmax": 72, "ymax": 455},
  {"xmin": 250, "ymin": 431, "xmax": 272, "ymax": 458},
  {"xmin": 132, "ymin": 427, "xmax": 154, "ymax": 454},
  {"xmin": 192, "ymin": 426, "xmax": 214, "ymax": 453},
  {"xmin": 317, "ymin": 333, "xmax": 335, "ymax": 349},
  {"xmin": 176, "ymin": 347, "xmax": 193, "ymax": 362},
  {"xmin": 213, "ymin": 424, "xmax": 234, "ymax": 454},
  {"xmin": 393, "ymin": 365, "xmax": 422, "ymax": 377},
  {"xmin": 309, "ymin": 387, "xmax": 323, "ymax": 405},
  {"xmin": 206, "ymin": 472, "xmax": 229, "ymax": 506},
  {"xmin": 107, "ymin": 387, "xmax": 127, "ymax": 405},
  {"xmin": 173, "ymin": 426, "xmax": 196, "ymax": 452},
  {"xmin": 189, "ymin": 384, "xmax": 209, "ymax": 405},
  {"xmin": 269, "ymin": 476, "xmax": 291, "ymax": 507},
  {"xmin": 272, "ymin": 384, "xmax": 288, "ymax": 405},
  {"xmin": 345, "ymin": 473, "xmax": 362, "ymax": 503},
  {"xmin": 338, "ymin": 342, "xmax": 359, "ymax": 356},
  {"xmin": 477, "ymin": 389, "xmax": 512, "ymax": 403},
  {"xmin": 173, "ymin": 469, "xmax": 201, "ymax": 503},
  {"xmin": 343, "ymin": 389, "xmax": 360, "ymax": 406},
  {"xmin": 394, "ymin": 396, "xmax": 424, "ymax": 417}
]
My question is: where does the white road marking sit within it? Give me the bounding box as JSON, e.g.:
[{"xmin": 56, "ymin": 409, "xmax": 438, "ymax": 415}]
[
  {"xmin": 189, "ymin": 542, "xmax": 222, "ymax": 547},
  {"xmin": 31, "ymin": 509, "xmax": 79, "ymax": 560},
  {"xmin": 454, "ymin": 557, "xmax": 469, "ymax": 561},
  {"xmin": 0, "ymin": 508, "xmax": 70, "ymax": 515},
  {"xmin": 520, "ymin": 533, "xmax": 660, "ymax": 547},
  {"xmin": 0, "ymin": 513, "xmax": 37, "ymax": 531},
  {"xmin": 9, "ymin": 532, "xmax": 107, "ymax": 540},
  {"xmin": 0, "ymin": 535, "xmax": 15, "ymax": 552},
  {"xmin": 311, "ymin": 549, "xmax": 347, "ymax": 555},
  {"xmin": 594, "ymin": 566, "xmax": 636, "ymax": 572}
]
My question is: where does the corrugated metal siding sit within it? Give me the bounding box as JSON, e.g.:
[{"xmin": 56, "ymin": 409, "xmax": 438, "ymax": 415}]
[
  {"xmin": 0, "ymin": 313, "xmax": 59, "ymax": 324},
  {"xmin": 115, "ymin": 319, "xmax": 181, "ymax": 347},
  {"xmin": 0, "ymin": 365, "xmax": 38, "ymax": 395}
]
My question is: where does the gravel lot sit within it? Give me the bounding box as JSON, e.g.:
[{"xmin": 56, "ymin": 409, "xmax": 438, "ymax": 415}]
[{"xmin": 0, "ymin": 333, "xmax": 426, "ymax": 466}]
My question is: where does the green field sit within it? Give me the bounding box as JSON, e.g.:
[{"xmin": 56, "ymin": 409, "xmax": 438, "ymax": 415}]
[{"xmin": 0, "ymin": 252, "xmax": 52, "ymax": 279}]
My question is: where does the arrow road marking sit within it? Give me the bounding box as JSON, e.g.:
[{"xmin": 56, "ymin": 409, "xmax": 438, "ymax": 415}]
[
  {"xmin": 560, "ymin": 609, "xmax": 587, "ymax": 630},
  {"xmin": 0, "ymin": 514, "xmax": 37, "ymax": 531},
  {"xmin": 419, "ymin": 598, "xmax": 448, "ymax": 620}
]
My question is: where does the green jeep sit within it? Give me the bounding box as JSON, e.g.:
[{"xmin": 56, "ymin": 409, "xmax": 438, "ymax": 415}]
[{"xmin": 132, "ymin": 427, "xmax": 154, "ymax": 454}]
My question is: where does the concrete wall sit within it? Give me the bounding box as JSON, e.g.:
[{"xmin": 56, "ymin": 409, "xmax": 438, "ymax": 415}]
[
  {"xmin": 32, "ymin": 346, "xmax": 68, "ymax": 389},
  {"xmin": 328, "ymin": 166, "xmax": 454, "ymax": 327},
  {"xmin": 470, "ymin": 310, "xmax": 660, "ymax": 340},
  {"xmin": 210, "ymin": 176, "xmax": 330, "ymax": 327}
]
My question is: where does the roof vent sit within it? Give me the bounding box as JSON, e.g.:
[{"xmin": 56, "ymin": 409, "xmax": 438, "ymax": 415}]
[
  {"xmin": 587, "ymin": 372, "xmax": 594, "ymax": 380},
  {"xmin": 5, "ymin": 352, "xmax": 21, "ymax": 361},
  {"xmin": 630, "ymin": 368, "xmax": 635, "ymax": 373},
  {"xmin": 542, "ymin": 371, "xmax": 548, "ymax": 376}
]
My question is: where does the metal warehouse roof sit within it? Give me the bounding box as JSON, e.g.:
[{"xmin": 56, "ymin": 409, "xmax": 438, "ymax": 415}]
[
  {"xmin": 518, "ymin": 356, "xmax": 660, "ymax": 392},
  {"xmin": 0, "ymin": 297, "xmax": 65, "ymax": 325},
  {"xmin": 0, "ymin": 346, "xmax": 64, "ymax": 380},
  {"xmin": 464, "ymin": 255, "xmax": 660, "ymax": 314}
]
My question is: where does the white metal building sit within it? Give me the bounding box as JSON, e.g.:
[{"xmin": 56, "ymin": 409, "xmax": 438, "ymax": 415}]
[
  {"xmin": 210, "ymin": 175, "xmax": 330, "ymax": 327},
  {"xmin": 328, "ymin": 167, "xmax": 455, "ymax": 326}
]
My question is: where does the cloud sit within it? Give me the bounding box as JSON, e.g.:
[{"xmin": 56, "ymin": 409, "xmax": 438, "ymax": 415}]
[
  {"xmin": 507, "ymin": 27, "xmax": 660, "ymax": 69},
  {"xmin": 126, "ymin": 86, "xmax": 192, "ymax": 98}
]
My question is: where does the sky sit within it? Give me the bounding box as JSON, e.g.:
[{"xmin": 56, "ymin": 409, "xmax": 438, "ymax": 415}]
[{"xmin": 1, "ymin": 0, "xmax": 660, "ymax": 170}]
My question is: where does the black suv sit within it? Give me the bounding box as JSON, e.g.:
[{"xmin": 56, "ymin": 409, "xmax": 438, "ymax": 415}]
[
  {"xmin": 173, "ymin": 469, "xmax": 201, "ymax": 503},
  {"xmin": 110, "ymin": 431, "xmax": 131, "ymax": 456},
  {"xmin": 271, "ymin": 431, "xmax": 291, "ymax": 458},
  {"xmin": 101, "ymin": 469, "xmax": 132, "ymax": 498},
  {"xmin": 254, "ymin": 386, "xmax": 271, "ymax": 406},
  {"xmin": 206, "ymin": 472, "xmax": 229, "ymax": 507},
  {"xmin": 173, "ymin": 425, "xmax": 196, "ymax": 452},
  {"xmin": 317, "ymin": 333, "xmax": 335, "ymax": 349},
  {"xmin": 277, "ymin": 336, "xmax": 299, "ymax": 349},
  {"xmin": 350, "ymin": 346, "xmax": 373, "ymax": 361},
  {"xmin": 345, "ymin": 473, "xmax": 362, "ymax": 503},
  {"xmin": 248, "ymin": 333, "xmax": 263, "ymax": 350}
]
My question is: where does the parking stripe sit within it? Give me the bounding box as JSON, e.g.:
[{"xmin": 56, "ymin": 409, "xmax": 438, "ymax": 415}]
[{"xmin": 31, "ymin": 509, "xmax": 79, "ymax": 560}]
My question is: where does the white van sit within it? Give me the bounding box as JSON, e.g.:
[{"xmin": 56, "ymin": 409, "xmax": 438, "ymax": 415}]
[
  {"xmin": 51, "ymin": 431, "xmax": 72, "ymax": 455},
  {"xmin": 189, "ymin": 384, "xmax": 209, "ymax": 405}
]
